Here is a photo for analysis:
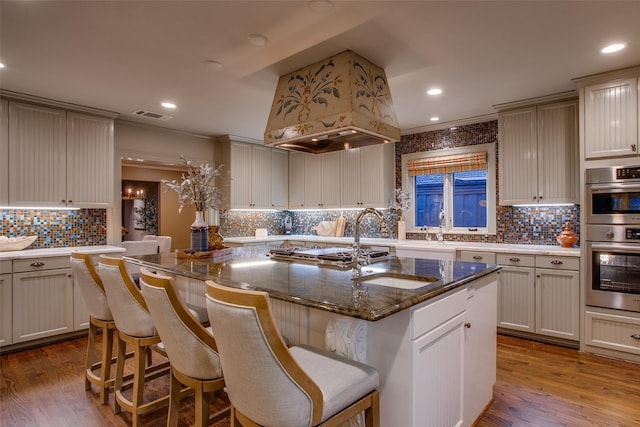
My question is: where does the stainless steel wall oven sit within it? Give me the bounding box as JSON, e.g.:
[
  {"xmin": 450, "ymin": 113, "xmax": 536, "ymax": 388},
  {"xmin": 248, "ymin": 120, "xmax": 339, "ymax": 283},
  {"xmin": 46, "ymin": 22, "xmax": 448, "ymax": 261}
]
[{"xmin": 586, "ymin": 166, "xmax": 640, "ymax": 312}]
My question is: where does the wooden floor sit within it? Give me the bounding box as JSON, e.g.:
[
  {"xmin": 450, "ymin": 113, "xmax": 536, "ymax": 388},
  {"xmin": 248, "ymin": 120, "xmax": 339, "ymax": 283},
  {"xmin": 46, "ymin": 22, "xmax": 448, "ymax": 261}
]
[{"xmin": 1, "ymin": 334, "xmax": 639, "ymax": 427}]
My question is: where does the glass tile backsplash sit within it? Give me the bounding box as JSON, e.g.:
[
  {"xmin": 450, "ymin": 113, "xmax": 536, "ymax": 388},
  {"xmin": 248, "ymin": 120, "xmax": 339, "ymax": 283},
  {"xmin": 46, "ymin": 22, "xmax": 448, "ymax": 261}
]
[{"xmin": 0, "ymin": 209, "xmax": 107, "ymax": 248}]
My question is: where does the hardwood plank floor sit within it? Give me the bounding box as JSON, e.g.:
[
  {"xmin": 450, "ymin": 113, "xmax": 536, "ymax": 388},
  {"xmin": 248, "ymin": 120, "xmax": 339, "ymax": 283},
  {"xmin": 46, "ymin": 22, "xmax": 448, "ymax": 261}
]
[{"xmin": 1, "ymin": 334, "xmax": 639, "ymax": 426}]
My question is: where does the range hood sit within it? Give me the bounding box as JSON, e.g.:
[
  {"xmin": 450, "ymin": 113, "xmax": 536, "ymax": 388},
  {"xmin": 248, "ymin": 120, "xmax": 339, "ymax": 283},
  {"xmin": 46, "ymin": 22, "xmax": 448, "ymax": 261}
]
[{"xmin": 264, "ymin": 50, "xmax": 400, "ymax": 154}]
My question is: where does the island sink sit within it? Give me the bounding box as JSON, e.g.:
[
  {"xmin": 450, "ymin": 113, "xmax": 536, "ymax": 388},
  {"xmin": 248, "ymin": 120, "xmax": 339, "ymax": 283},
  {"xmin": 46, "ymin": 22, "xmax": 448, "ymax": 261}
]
[{"xmin": 358, "ymin": 273, "xmax": 440, "ymax": 290}]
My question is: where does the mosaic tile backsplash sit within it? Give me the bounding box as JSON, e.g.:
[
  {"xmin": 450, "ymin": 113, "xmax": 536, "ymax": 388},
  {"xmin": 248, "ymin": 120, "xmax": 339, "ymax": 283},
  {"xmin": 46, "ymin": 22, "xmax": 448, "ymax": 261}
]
[{"xmin": 0, "ymin": 209, "xmax": 107, "ymax": 248}]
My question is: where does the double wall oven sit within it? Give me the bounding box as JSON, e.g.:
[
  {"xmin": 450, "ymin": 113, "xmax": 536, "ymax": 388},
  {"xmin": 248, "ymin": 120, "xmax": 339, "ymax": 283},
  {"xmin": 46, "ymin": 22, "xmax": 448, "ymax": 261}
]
[{"xmin": 586, "ymin": 166, "xmax": 640, "ymax": 312}]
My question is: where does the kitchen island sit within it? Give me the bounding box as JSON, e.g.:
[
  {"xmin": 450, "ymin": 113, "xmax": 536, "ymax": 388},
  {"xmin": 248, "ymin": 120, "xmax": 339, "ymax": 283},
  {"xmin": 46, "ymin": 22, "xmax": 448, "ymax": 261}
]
[{"xmin": 127, "ymin": 247, "xmax": 500, "ymax": 427}]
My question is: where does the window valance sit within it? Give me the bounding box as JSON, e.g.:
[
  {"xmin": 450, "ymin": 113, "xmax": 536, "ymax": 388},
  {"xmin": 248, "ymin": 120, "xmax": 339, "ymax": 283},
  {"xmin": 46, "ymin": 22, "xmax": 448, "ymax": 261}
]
[{"xmin": 407, "ymin": 151, "xmax": 487, "ymax": 176}]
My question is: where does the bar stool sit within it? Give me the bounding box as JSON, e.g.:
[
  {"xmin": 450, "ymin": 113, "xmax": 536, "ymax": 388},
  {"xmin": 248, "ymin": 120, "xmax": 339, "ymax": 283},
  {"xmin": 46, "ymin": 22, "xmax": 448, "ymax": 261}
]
[
  {"xmin": 205, "ymin": 281, "xmax": 380, "ymax": 427},
  {"xmin": 139, "ymin": 268, "xmax": 230, "ymax": 427},
  {"xmin": 70, "ymin": 252, "xmax": 116, "ymax": 405},
  {"xmin": 98, "ymin": 255, "xmax": 170, "ymax": 427}
]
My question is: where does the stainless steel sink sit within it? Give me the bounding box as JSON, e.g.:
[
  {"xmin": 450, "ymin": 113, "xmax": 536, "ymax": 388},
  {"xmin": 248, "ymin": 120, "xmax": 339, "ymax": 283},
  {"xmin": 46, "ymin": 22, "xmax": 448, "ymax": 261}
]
[{"xmin": 358, "ymin": 273, "xmax": 439, "ymax": 290}]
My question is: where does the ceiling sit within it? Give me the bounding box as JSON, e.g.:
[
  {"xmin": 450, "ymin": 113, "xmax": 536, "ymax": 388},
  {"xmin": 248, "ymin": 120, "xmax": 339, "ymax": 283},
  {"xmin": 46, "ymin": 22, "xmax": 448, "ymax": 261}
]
[{"xmin": 2, "ymin": 1, "xmax": 640, "ymax": 141}]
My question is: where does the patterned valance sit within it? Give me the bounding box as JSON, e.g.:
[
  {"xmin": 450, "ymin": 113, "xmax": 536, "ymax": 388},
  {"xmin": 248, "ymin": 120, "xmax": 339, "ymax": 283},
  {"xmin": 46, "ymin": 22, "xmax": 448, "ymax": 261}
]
[{"xmin": 408, "ymin": 152, "xmax": 487, "ymax": 176}]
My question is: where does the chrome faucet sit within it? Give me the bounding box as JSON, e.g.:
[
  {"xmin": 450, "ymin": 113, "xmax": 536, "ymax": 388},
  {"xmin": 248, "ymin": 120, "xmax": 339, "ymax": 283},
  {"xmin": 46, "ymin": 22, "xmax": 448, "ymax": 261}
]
[{"xmin": 352, "ymin": 208, "xmax": 390, "ymax": 273}]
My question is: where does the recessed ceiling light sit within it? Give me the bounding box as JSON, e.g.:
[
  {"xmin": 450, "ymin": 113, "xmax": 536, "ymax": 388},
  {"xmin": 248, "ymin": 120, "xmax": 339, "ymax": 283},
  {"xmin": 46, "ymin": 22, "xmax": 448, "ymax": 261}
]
[
  {"xmin": 0, "ymin": 63, "xmax": 5, "ymax": 69},
  {"xmin": 427, "ymin": 88, "xmax": 442, "ymax": 96},
  {"xmin": 601, "ymin": 43, "xmax": 626, "ymax": 54},
  {"xmin": 309, "ymin": 0, "xmax": 333, "ymax": 12},
  {"xmin": 204, "ymin": 59, "xmax": 223, "ymax": 70},
  {"xmin": 161, "ymin": 102, "xmax": 177, "ymax": 109},
  {"xmin": 430, "ymin": 117, "xmax": 439, "ymax": 122},
  {"xmin": 248, "ymin": 34, "xmax": 268, "ymax": 47}
]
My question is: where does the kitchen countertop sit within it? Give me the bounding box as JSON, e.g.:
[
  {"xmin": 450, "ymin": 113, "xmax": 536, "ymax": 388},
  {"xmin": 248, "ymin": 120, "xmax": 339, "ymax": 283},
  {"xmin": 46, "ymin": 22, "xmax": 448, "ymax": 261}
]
[
  {"xmin": 223, "ymin": 235, "xmax": 581, "ymax": 257},
  {"xmin": 126, "ymin": 246, "xmax": 501, "ymax": 321},
  {"xmin": 0, "ymin": 245, "xmax": 125, "ymax": 260}
]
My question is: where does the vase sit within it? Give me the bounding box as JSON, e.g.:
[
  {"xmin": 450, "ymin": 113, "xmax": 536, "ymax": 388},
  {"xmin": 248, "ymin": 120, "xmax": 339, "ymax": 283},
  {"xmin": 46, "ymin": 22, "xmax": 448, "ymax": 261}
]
[
  {"xmin": 208, "ymin": 225, "xmax": 225, "ymax": 250},
  {"xmin": 556, "ymin": 222, "xmax": 579, "ymax": 248},
  {"xmin": 397, "ymin": 219, "xmax": 406, "ymax": 240},
  {"xmin": 190, "ymin": 211, "xmax": 209, "ymax": 252}
]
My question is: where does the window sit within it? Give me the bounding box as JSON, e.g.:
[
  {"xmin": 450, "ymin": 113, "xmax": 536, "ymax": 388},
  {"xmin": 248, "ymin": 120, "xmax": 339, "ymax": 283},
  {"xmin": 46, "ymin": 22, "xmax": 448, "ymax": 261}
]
[{"xmin": 402, "ymin": 144, "xmax": 496, "ymax": 234}]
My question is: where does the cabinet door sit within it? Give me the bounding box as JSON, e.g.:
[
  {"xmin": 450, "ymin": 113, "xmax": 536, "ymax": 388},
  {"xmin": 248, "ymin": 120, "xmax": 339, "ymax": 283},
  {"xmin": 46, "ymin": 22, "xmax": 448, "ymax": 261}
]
[
  {"xmin": 497, "ymin": 266, "xmax": 535, "ymax": 332},
  {"xmin": 340, "ymin": 148, "xmax": 362, "ymax": 207},
  {"xmin": 412, "ymin": 310, "xmax": 465, "ymax": 427},
  {"xmin": 12, "ymin": 268, "xmax": 74, "ymax": 343},
  {"xmin": 9, "ymin": 102, "xmax": 67, "ymax": 206},
  {"xmin": 66, "ymin": 113, "xmax": 114, "ymax": 207},
  {"xmin": 320, "ymin": 151, "xmax": 341, "ymax": 208},
  {"xmin": 0, "ymin": 99, "xmax": 8, "ymax": 205},
  {"xmin": 0, "ymin": 273, "xmax": 11, "ymax": 346},
  {"xmin": 498, "ymin": 107, "xmax": 538, "ymax": 205},
  {"xmin": 535, "ymin": 268, "xmax": 579, "ymax": 340},
  {"xmin": 584, "ymin": 78, "xmax": 638, "ymax": 159},
  {"xmin": 288, "ymin": 152, "xmax": 306, "ymax": 208},
  {"xmin": 251, "ymin": 145, "xmax": 272, "ymax": 208},
  {"xmin": 537, "ymin": 100, "xmax": 578, "ymax": 204},
  {"xmin": 230, "ymin": 142, "xmax": 252, "ymax": 208},
  {"xmin": 304, "ymin": 154, "xmax": 322, "ymax": 208},
  {"xmin": 360, "ymin": 143, "xmax": 393, "ymax": 207},
  {"xmin": 271, "ymin": 149, "xmax": 289, "ymax": 209}
]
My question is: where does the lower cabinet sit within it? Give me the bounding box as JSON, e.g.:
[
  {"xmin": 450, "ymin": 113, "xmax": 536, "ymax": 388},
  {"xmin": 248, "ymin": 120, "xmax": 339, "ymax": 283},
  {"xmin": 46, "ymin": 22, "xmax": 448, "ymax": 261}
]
[
  {"xmin": 0, "ymin": 269, "xmax": 12, "ymax": 346},
  {"xmin": 585, "ymin": 309, "xmax": 640, "ymax": 357},
  {"xmin": 497, "ymin": 253, "xmax": 579, "ymax": 341}
]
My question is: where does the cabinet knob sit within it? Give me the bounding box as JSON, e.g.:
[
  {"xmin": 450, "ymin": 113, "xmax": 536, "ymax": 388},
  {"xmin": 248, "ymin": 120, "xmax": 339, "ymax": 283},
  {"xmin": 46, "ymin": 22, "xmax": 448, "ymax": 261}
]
[
  {"xmin": 631, "ymin": 334, "xmax": 640, "ymax": 340},
  {"xmin": 550, "ymin": 260, "xmax": 563, "ymax": 265},
  {"xmin": 606, "ymin": 230, "xmax": 615, "ymax": 240},
  {"xmin": 61, "ymin": 199, "xmax": 66, "ymax": 204},
  {"xmin": 473, "ymin": 255, "xmax": 483, "ymax": 260},
  {"xmin": 464, "ymin": 322, "xmax": 471, "ymax": 329},
  {"xmin": 30, "ymin": 262, "xmax": 45, "ymax": 267},
  {"xmin": 509, "ymin": 257, "xmax": 520, "ymax": 262},
  {"xmin": 632, "ymin": 144, "xmax": 637, "ymax": 152}
]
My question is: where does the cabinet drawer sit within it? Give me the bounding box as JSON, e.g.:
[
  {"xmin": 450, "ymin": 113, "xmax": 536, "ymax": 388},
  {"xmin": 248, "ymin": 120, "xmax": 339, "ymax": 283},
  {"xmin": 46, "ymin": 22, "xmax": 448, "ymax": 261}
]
[
  {"xmin": 496, "ymin": 253, "xmax": 535, "ymax": 267},
  {"xmin": 535, "ymin": 255, "xmax": 578, "ymax": 271},
  {"xmin": 412, "ymin": 288, "xmax": 467, "ymax": 340},
  {"xmin": 585, "ymin": 311, "xmax": 640, "ymax": 355},
  {"xmin": 13, "ymin": 256, "xmax": 71, "ymax": 273},
  {"xmin": 459, "ymin": 251, "xmax": 496, "ymax": 264},
  {"xmin": 0, "ymin": 260, "xmax": 11, "ymax": 274}
]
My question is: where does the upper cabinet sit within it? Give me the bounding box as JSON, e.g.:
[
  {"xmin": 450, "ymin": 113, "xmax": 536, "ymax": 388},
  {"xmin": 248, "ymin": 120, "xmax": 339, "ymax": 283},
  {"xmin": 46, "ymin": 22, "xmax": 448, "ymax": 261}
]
[
  {"xmin": 574, "ymin": 67, "xmax": 640, "ymax": 160},
  {"xmin": 341, "ymin": 143, "xmax": 395, "ymax": 208},
  {"xmin": 498, "ymin": 98, "xmax": 578, "ymax": 205},
  {"xmin": 288, "ymin": 151, "xmax": 341, "ymax": 209},
  {"xmin": 0, "ymin": 100, "xmax": 8, "ymax": 206},
  {"xmin": 229, "ymin": 140, "xmax": 289, "ymax": 209},
  {"xmin": 7, "ymin": 101, "xmax": 114, "ymax": 208}
]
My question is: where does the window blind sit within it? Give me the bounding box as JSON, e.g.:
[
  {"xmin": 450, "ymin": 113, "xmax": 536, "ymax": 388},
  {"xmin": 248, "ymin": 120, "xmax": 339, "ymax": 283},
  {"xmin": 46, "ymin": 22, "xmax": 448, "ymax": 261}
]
[{"xmin": 408, "ymin": 152, "xmax": 487, "ymax": 176}]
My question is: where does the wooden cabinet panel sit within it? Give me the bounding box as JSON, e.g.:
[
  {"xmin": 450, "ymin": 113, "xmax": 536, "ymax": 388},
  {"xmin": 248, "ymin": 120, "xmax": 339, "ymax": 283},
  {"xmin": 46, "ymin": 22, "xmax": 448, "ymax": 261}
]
[
  {"xmin": 585, "ymin": 310, "xmax": 640, "ymax": 355},
  {"xmin": 320, "ymin": 151, "xmax": 341, "ymax": 209},
  {"xmin": 12, "ymin": 268, "xmax": 74, "ymax": 343},
  {"xmin": 288, "ymin": 152, "xmax": 306, "ymax": 208},
  {"xmin": 340, "ymin": 148, "xmax": 361, "ymax": 207},
  {"xmin": 535, "ymin": 268, "xmax": 579, "ymax": 340},
  {"xmin": 304, "ymin": 154, "xmax": 322, "ymax": 207},
  {"xmin": 271, "ymin": 149, "xmax": 289, "ymax": 209},
  {"xmin": 66, "ymin": 112, "xmax": 114, "ymax": 207},
  {"xmin": 250, "ymin": 145, "xmax": 272, "ymax": 208},
  {"xmin": 497, "ymin": 266, "xmax": 535, "ymax": 332},
  {"xmin": 230, "ymin": 141, "xmax": 252, "ymax": 208},
  {"xmin": 8, "ymin": 102, "xmax": 67, "ymax": 206},
  {"xmin": 0, "ymin": 99, "xmax": 8, "ymax": 205},
  {"xmin": 0, "ymin": 273, "xmax": 11, "ymax": 346},
  {"xmin": 584, "ymin": 78, "xmax": 638, "ymax": 159}
]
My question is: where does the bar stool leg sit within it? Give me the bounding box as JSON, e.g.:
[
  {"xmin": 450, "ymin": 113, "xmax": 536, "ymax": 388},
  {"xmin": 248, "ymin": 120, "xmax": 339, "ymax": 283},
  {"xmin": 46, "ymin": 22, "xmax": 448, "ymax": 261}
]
[
  {"xmin": 99, "ymin": 324, "xmax": 114, "ymax": 404},
  {"xmin": 85, "ymin": 320, "xmax": 98, "ymax": 391},
  {"xmin": 114, "ymin": 335, "xmax": 127, "ymax": 415}
]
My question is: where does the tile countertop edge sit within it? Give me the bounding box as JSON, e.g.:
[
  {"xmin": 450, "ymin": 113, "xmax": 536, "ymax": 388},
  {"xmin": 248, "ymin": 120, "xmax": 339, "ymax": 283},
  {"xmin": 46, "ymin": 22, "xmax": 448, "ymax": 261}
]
[
  {"xmin": 0, "ymin": 245, "xmax": 126, "ymax": 260},
  {"xmin": 223, "ymin": 235, "xmax": 580, "ymax": 257}
]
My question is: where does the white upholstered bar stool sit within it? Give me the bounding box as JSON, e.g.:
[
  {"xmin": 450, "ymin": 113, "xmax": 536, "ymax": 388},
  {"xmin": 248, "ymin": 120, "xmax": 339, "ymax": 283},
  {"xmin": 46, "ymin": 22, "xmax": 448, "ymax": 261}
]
[
  {"xmin": 70, "ymin": 252, "xmax": 117, "ymax": 404},
  {"xmin": 98, "ymin": 255, "xmax": 170, "ymax": 426},
  {"xmin": 139, "ymin": 268, "xmax": 230, "ymax": 427},
  {"xmin": 205, "ymin": 281, "xmax": 380, "ymax": 427}
]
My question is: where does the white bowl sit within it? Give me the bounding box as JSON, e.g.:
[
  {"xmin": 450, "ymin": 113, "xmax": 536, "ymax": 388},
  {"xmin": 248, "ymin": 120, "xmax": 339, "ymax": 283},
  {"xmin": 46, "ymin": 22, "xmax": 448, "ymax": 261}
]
[{"xmin": 0, "ymin": 236, "xmax": 38, "ymax": 252}]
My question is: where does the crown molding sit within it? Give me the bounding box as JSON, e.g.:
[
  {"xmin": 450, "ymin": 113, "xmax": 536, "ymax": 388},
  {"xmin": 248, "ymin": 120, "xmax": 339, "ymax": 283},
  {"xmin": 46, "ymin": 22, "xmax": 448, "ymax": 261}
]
[
  {"xmin": 492, "ymin": 90, "xmax": 577, "ymax": 112},
  {"xmin": 401, "ymin": 113, "xmax": 497, "ymax": 135},
  {"xmin": 0, "ymin": 89, "xmax": 120, "ymax": 118}
]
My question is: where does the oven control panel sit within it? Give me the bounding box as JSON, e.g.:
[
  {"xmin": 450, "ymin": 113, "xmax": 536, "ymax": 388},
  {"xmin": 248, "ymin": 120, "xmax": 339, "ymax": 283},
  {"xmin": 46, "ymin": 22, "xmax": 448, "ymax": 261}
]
[
  {"xmin": 626, "ymin": 228, "xmax": 640, "ymax": 240},
  {"xmin": 617, "ymin": 166, "xmax": 640, "ymax": 179}
]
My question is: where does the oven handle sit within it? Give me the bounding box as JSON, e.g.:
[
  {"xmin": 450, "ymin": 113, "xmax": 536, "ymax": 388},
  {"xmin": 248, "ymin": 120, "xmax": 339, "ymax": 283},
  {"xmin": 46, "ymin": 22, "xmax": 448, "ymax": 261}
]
[
  {"xmin": 588, "ymin": 183, "xmax": 640, "ymax": 192},
  {"xmin": 589, "ymin": 242, "xmax": 640, "ymax": 253}
]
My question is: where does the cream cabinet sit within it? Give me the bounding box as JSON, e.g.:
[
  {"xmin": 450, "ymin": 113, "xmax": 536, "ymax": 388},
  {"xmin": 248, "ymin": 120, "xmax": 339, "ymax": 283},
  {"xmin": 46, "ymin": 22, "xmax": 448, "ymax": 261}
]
[
  {"xmin": 0, "ymin": 99, "xmax": 8, "ymax": 206},
  {"xmin": 583, "ymin": 77, "xmax": 638, "ymax": 159},
  {"xmin": 12, "ymin": 257, "xmax": 74, "ymax": 343},
  {"xmin": 498, "ymin": 99, "xmax": 578, "ymax": 205},
  {"xmin": 340, "ymin": 143, "xmax": 394, "ymax": 208},
  {"xmin": 231, "ymin": 142, "xmax": 289, "ymax": 209},
  {"xmin": 7, "ymin": 102, "xmax": 114, "ymax": 208},
  {"xmin": 496, "ymin": 253, "xmax": 579, "ymax": 341},
  {"xmin": 585, "ymin": 309, "xmax": 640, "ymax": 356},
  {"xmin": 0, "ymin": 260, "xmax": 12, "ymax": 346},
  {"xmin": 289, "ymin": 151, "xmax": 341, "ymax": 209}
]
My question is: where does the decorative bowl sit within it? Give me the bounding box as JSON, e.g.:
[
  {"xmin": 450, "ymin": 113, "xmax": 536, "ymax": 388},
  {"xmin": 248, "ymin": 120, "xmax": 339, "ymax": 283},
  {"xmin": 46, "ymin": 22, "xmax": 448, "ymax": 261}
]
[{"xmin": 0, "ymin": 236, "xmax": 38, "ymax": 252}]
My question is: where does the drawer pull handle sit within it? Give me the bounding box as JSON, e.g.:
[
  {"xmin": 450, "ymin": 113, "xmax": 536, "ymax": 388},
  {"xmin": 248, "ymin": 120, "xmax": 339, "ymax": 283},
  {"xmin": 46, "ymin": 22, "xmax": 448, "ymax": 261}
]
[
  {"xmin": 473, "ymin": 256, "xmax": 483, "ymax": 260},
  {"xmin": 550, "ymin": 260, "xmax": 563, "ymax": 265},
  {"xmin": 464, "ymin": 322, "xmax": 471, "ymax": 329},
  {"xmin": 509, "ymin": 257, "xmax": 520, "ymax": 262},
  {"xmin": 30, "ymin": 262, "xmax": 45, "ymax": 267},
  {"xmin": 631, "ymin": 334, "xmax": 640, "ymax": 340}
]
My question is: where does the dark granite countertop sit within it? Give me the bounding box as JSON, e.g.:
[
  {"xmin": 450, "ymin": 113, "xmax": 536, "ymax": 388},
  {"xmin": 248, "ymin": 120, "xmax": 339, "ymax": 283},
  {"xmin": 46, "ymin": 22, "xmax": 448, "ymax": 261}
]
[{"xmin": 126, "ymin": 247, "xmax": 500, "ymax": 321}]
